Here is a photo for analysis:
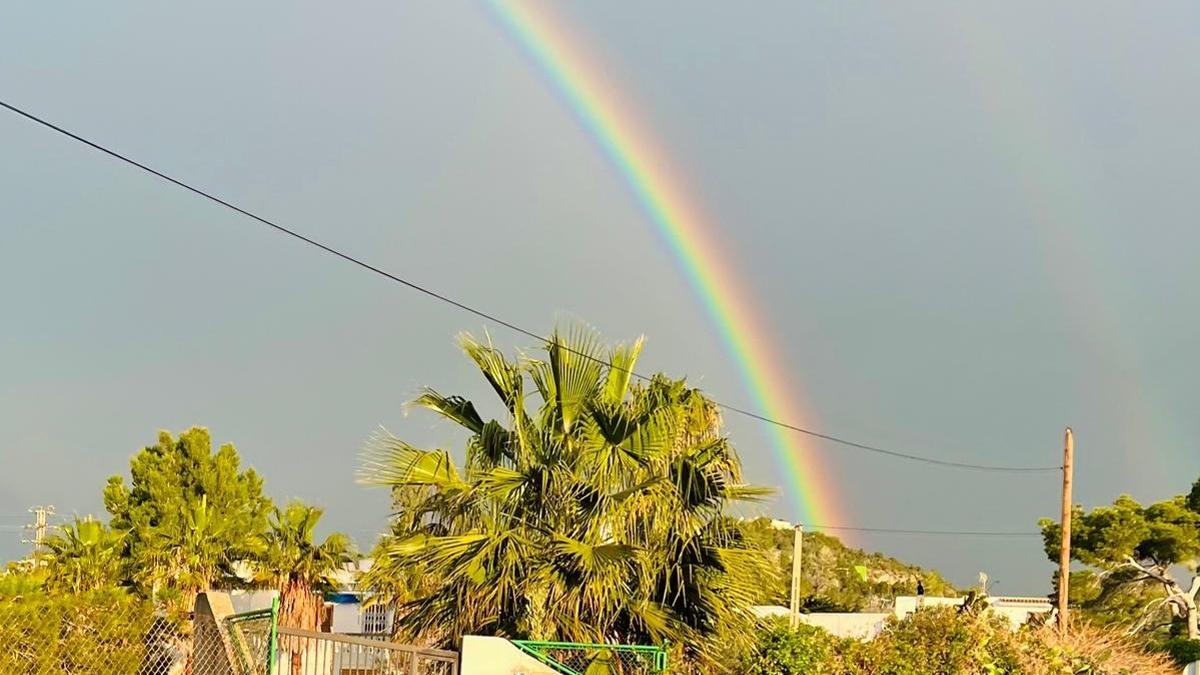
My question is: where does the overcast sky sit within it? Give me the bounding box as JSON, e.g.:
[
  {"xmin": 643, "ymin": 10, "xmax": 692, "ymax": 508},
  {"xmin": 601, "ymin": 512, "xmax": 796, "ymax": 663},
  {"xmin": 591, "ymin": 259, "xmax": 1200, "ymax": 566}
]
[{"xmin": 3, "ymin": 1, "xmax": 1198, "ymax": 593}]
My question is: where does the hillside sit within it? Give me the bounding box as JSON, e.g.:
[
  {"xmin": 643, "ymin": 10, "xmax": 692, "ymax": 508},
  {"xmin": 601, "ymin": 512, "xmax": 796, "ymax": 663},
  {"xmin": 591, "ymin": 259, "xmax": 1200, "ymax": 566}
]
[{"xmin": 742, "ymin": 517, "xmax": 958, "ymax": 612}]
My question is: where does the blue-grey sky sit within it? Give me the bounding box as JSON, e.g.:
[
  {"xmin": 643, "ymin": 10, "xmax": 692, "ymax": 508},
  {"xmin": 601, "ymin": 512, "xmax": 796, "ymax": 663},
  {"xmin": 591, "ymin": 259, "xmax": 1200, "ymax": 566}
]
[{"xmin": 2, "ymin": 1, "xmax": 1198, "ymax": 593}]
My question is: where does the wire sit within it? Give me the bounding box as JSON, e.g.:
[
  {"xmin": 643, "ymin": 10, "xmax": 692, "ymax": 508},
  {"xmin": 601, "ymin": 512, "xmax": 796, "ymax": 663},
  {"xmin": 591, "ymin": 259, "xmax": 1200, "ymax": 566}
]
[
  {"xmin": 717, "ymin": 403, "xmax": 1057, "ymax": 472},
  {"xmin": 0, "ymin": 99, "xmax": 1063, "ymax": 475},
  {"xmin": 804, "ymin": 524, "xmax": 1042, "ymax": 538}
]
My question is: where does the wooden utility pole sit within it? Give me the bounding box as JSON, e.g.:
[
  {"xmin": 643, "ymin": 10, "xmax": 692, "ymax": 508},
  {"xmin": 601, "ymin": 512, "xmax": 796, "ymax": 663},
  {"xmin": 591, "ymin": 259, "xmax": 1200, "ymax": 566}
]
[
  {"xmin": 790, "ymin": 523, "xmax": 803, "ymax": 629},
  {"xmin": 1057, "ymin": 428, "xmax": 1075, "ymax": 633}
]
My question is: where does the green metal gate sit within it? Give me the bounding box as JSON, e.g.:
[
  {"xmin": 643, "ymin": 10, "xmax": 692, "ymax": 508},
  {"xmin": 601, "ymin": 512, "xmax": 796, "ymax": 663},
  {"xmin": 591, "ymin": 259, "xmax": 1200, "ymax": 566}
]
[
  {"xmin": 511, "ymin": 640, "xmax": 668, "ymax": 675},
  {"xmin": 222, "ymin": 598, "xmax": 279, "ymax": 674}
]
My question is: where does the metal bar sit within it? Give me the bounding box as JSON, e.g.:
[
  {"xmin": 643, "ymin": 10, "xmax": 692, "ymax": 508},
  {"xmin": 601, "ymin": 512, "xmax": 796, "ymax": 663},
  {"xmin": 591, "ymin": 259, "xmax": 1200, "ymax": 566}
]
[
  {"xmin": 276, "ymin": 627, "xmax": 458, "ymax": 660},
  {"xmin": 268, "ymin": 596, "xmax": 280, "ymax": 674},
  {"xmin": 511, "ymin": 640, "xmax": 663, "ymax": 653}
]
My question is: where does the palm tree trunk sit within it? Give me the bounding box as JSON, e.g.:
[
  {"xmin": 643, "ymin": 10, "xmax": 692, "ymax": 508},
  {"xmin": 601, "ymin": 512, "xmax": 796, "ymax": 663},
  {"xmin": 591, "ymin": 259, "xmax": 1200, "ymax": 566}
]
[{"xmin": 281, "ymin": 581, "xmax": 326, "ymax": 675}]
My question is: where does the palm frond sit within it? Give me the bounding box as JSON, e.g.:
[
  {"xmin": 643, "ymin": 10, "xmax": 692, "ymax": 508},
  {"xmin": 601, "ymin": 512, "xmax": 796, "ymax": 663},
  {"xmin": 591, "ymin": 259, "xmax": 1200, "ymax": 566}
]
[
  {"xmin": 359, "ymin": 428, "xmax": 464, "ymax": 490},
  {"xmin": 411, "ymin": 389, "xmax": 485, "ymax": 434},
  {"xmin": 546, "ymin": 325, "xmax": 604, "ymax": 435},
  {"xmin": 601, "ymin": 336, "xmax": 645, "ymax": 405}
]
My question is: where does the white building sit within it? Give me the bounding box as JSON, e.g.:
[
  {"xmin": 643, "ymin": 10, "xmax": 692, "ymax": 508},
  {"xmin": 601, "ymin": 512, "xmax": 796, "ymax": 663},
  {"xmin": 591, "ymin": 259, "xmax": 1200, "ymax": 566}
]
[
  {"xmin": 753, "ymin": 595, "xmax": 1052, "ymax": 640},
  {"xmin": 228, "ymin": 559, "xmax": 395, "ymax": 635}
]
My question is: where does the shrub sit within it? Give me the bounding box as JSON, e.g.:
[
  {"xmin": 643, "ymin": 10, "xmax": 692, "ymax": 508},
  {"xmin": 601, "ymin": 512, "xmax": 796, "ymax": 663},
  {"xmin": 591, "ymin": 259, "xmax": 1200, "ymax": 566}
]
[
  {"xmin": 830, "ymin": 606, "xmax": 1022, "ymax": 675},
  {"xmin": 739, "ymin": 605, "xmax": 1175, "ymax": 674},
  {"xmin": 0, "ymin": 589, "xmax": 168, "ymax": 674},
  {"xmin": 740, "ymin": 620, "xmax": 838, "ymax": 675},
  {"xmin": 1163, "ymin": 636, "xmax": 1200, "ymax": 667},
  {"xmin": 1018, "ymin": 621, "xmax": 1176, "ymax": 675}
]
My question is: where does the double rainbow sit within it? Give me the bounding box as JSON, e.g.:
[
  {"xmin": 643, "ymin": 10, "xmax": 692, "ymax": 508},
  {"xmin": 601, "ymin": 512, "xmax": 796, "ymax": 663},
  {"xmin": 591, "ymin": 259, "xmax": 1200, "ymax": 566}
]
[{"xmin": 486, "ymin": 1, "xmax": 837, "ymax": 525}]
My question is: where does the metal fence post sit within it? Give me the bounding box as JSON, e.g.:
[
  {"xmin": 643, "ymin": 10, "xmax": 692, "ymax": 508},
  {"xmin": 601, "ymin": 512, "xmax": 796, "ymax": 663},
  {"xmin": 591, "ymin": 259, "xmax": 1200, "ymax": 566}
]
[{"xmin": 268, "ymin": 596, "xmax": 280, "ymax": 674}]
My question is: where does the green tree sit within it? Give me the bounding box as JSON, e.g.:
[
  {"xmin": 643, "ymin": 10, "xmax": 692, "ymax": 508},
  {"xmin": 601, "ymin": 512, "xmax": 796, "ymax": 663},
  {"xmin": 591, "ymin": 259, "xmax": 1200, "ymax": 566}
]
[
  {"xmin": 41, "ymin": 517, "xmax": 125, "ymax": 594},
  {"xmin": 1040, "ymin": 493, "xmax": 1200, "ymax": 638},
  {"xmin": 257, "ymin": 501, "xmax": 354, "ymax": 675},
  {"xmin": 104, "ymin": 428, "xmax": 271, "ymax": 600},
  {"xmin": 360, "ymin": 328, "xmax": 772, "ymax": 664},
  {"xmin": 740, "ymin": 621, "xmax": 838, "ymax": 675},
  {"xmin": 258, "ymin": 501, "xmax": 354, "ymax": 629}
]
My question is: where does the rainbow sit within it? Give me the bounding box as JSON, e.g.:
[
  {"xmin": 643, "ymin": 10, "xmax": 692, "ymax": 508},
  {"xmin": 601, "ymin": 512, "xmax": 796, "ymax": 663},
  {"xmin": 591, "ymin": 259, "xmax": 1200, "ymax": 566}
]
[{"xmin": 485, "ymin": 0, "xmax": 839, "ymax": 525}]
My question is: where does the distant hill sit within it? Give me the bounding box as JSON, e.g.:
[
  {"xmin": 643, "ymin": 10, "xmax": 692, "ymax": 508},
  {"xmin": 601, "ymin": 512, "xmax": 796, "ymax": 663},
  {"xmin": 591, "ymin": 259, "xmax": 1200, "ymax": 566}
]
[{"xmin": 742, "ymin": 517, "xmax": 958, "ymax": 612}]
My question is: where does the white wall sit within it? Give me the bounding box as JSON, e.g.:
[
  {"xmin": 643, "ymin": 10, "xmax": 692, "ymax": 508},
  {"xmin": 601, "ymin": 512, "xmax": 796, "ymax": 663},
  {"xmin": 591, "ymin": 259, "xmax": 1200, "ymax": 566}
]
[
  {"xmin": 893, "ymin": 596, "xmax": 1052, "ymax": 627},
  {"xmin": 460, "ymin": 636, "xmax": 561, "ymax": 675},
  {"xmin": 228, "ymin": 590, "xmax": 277, "ymax": 614},
  {"xmin": 800, "ymin": 613, "xmax": 889, "ymax": 640},
  {"xmin": 329, "ymin": 603, "xmax": 362, "ymax": 633}
]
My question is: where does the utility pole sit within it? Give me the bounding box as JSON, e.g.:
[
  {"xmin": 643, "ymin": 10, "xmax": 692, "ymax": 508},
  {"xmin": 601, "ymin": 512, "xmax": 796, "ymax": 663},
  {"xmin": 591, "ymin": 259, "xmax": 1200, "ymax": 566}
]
[
  {"xmin": 790, "ymin": 523, "xmax": 803, "ymax": 629},
  {"xmin": 22, "ymin": 505, "xmax": 55, "ymax": 563},
  {"xmin": 1057, "ymin": 428, "xmax": 1074, "ymax": 633}
]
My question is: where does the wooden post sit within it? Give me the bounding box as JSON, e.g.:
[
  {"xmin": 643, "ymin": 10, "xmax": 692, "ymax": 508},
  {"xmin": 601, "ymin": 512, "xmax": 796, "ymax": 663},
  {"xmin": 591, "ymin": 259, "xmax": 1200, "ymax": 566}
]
[
  {"xmin": 790, "ymin": 524, "xmax": 803, "ymax": 629},
  {"xmin": 1058, "ymin": 427, "xmax": 1074, "ymax": 633}
]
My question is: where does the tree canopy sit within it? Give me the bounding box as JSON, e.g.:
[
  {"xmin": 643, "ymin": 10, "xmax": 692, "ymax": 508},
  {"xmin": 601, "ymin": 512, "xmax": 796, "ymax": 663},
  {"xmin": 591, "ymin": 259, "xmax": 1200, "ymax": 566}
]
[
  {"xmin": 259, "ymin": 501, "xmax": 354, "ymax": 630},
  {"xmin": 40, "ymin": 517, "xmax": 124, "ymax": 594},
  {"xmin": 103, "ymin": 428, "xmax": 272, "ymax": 598},
  {"xmin": 360, "ymin": 327, "xmax": 773, "ymax": 663},
  {"xmin": 1041, "ymin": 490, "xmax": 1200, "ymax": 638}
]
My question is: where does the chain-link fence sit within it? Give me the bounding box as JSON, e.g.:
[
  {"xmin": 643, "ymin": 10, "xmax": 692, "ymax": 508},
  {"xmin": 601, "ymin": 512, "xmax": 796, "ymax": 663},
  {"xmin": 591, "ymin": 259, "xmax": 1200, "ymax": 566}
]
[
  {"xmin": 220, "ymin": 607, "xmax": 276, "ymax": 675},
  {"xmin": 0, "ymin": 589, "xmax": 276, "ymax": 674},
  {"xmin": 511, "ymin": 640, "xmax": 668, "ymax": 675},
  {"xmin": 0, "ymin": 590, "xmax": 462, "ymax": 675}
]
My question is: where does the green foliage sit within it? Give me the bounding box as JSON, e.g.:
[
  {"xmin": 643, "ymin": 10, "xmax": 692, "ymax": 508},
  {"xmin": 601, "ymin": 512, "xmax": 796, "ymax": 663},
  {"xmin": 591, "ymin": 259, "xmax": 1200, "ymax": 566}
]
[
  {"xmin": 361, "ymin": 327, "xmax": 773, "ymax": 664},
  {"xmin": 0, "ymin": 566, "xmax": 47, "ymax": 597},
  {"xmin": 260, "ymin": 501, "xmax": 354, "ymax": 592},
  {"xmin": 258, "ymin": 501, "xmax": 354, "ymax": 629},
  {"xmin": 739, "ymin": 621, "xmax": 836, "ymax": 675},
  {"xmin": 741, "ymin": 518, "xmax": 957, "ymax": 612},
  {"xmin": 41, "ymin": 517, "xmax": 125, "ymax": 594},
  {"xmin": 0, "ymin": 589, "xmax": 168, "ymax": 674},
  {"xmin": 740, "ymin": 608, "xmax": 1174, "ymax": 675},
  {"xmin": 1040, "ymin": 491, "xmax": 1200, "ymax": 639},
  {"xmin": 103, "ymin": 427, "xmax": 272, "ymax": 597},
  {"xmin": 837, "ymin": 607, "xmax": 1021, "ymax": 675},
  {"xmin": 1163, "ymin": 637, "xmax": 1200, "ymax": 666}
]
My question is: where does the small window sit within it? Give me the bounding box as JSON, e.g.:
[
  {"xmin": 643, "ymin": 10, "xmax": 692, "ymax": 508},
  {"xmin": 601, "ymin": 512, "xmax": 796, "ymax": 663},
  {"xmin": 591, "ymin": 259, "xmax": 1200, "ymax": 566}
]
[{"xmin": 362, "ymin": 604, "xmax": 388, "ymax": 634}]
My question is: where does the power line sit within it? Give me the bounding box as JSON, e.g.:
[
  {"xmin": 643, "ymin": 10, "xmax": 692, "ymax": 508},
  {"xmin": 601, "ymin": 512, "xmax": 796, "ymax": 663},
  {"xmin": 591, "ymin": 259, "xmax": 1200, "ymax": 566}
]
[
  {"xmin": 0, "ymin": 99, "xmax": 1062, "ymax": 475},
  {"xmin": 804, "ymin": 524, "xmax": 1041, "ymax": 538},
  {"xmin": 716, "ymin": 403, "xmax": 1056, "ymax": 472}
]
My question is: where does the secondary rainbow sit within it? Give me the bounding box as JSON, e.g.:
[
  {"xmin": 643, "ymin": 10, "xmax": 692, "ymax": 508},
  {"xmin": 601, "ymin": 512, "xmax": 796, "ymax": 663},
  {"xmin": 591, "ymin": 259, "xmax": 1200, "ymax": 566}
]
[{"xmin": 485, "ymin": 0, "xmax": 839, "ymax": 525}]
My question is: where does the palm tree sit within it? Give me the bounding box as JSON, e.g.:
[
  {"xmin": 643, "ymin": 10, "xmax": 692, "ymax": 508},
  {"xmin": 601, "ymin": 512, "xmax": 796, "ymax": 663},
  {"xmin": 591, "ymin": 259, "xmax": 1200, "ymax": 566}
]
[
  {"xmin": 256, "ymin": 502, "xmax": 353, "ymax": 675},
  {"xmin": 360, "ymin": 327, "xmax": 773, "ymax": 664},
  {"xmin": 259, "ymin": 501, "xmax": 354, "ymax": 630},
  {"xmin": 136, "ymin": 494, "xmax": 264, "ymax": 607},
  {"xmin": 41, "ymin": 517, "xmax": 124, "ymax": 593}
]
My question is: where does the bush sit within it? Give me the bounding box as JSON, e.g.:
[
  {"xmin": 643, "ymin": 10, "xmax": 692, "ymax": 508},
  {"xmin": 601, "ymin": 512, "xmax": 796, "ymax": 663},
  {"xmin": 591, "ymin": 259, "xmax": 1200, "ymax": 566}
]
[
  {"xmin": 1020, "ymin": 621, "xmax": 1176, "ymax": 675},
  {"xmin": 832, "ymin": 606, "xmax": 1022, "ymax": 675},
  {"xmin": 740, "ymin": 620, "xmax": 838, "ymax": 675},
  {"xmin": 741, "ymin": 607, "xmax": 1175, "ymax": 674},
  {"xmin": 1163, "ymin": 636, "xmax": 1200, "ymax": 667},
  {"xmin": 0, "ymin": 589, "xmax": 168, "ymax": 674}
]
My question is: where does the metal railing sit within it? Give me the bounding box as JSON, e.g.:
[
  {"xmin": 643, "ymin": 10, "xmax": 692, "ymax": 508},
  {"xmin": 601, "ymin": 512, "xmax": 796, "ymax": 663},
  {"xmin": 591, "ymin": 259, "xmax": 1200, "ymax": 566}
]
[
  {"xmin": 512, "ymin": 640, "xmax": 668, "ymax": 675},
  {"xmin": 224, "ymin": 602, "xmax": 278, "ymax": 675},
  {"xmin": 277, "ymin": 627, "xmax": 459, "ymax": 675}
]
